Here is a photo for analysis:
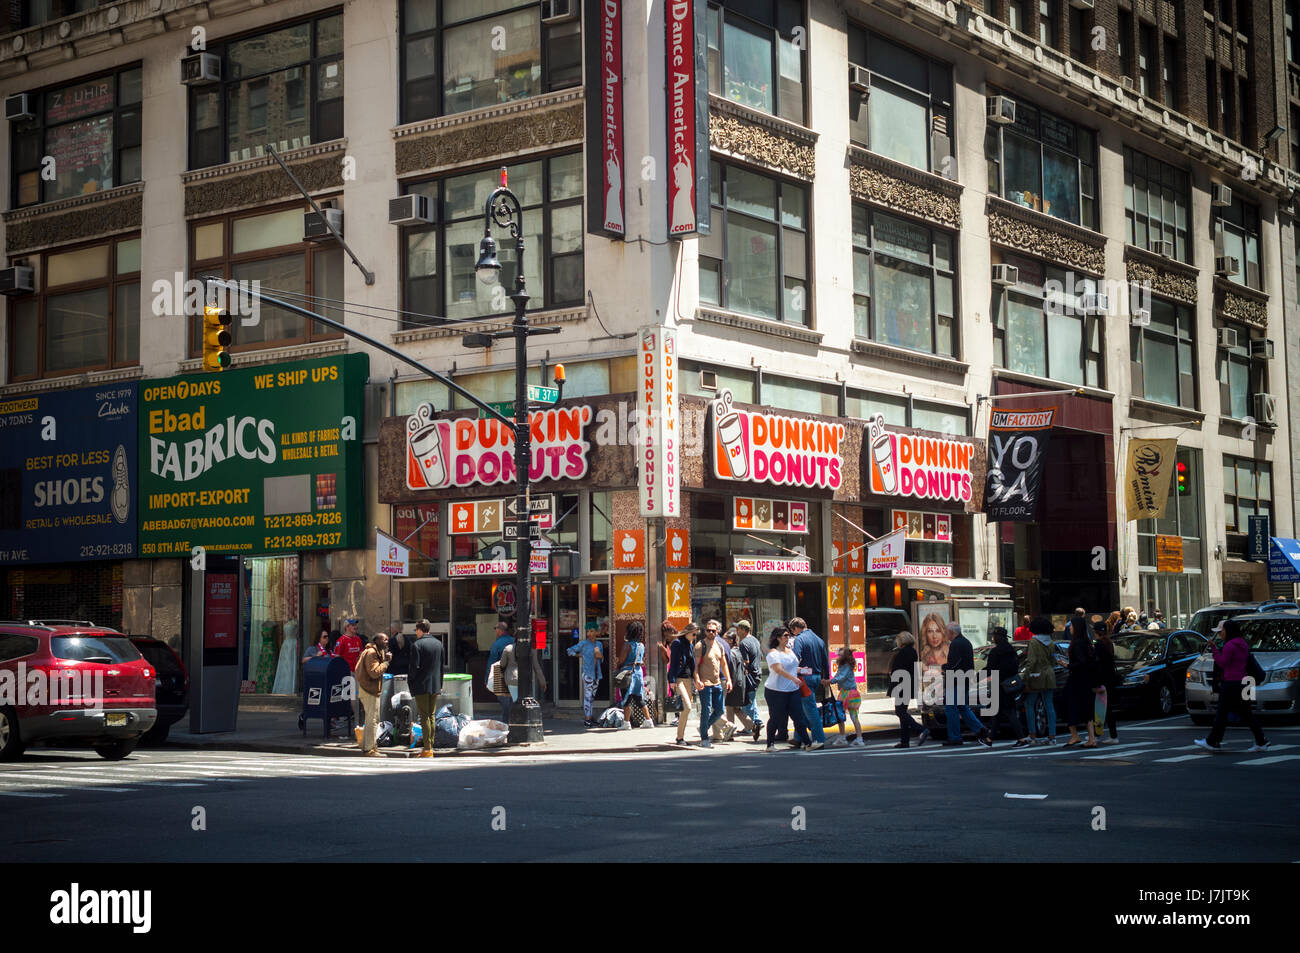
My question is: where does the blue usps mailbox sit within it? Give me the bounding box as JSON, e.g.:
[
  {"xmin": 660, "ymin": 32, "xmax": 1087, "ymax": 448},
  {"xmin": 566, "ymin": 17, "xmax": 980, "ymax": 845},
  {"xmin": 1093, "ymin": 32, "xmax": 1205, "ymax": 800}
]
[{"xmin": 301, "ymin": 656, "xmax": 354, "ymax": 738}]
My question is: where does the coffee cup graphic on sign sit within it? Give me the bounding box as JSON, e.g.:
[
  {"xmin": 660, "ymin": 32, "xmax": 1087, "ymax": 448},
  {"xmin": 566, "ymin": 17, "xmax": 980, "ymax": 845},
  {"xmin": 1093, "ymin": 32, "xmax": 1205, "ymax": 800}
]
[
  {"xmin": 713, "ymin": 390, "xmax": 748, "ymax": 479},
  {"xmin": 407, "ymin": 402, "xmax": 448, "ymax": 489},
  {"xmin": 870, "ymin": 415, "xmax": 898, "ymax": 494}
]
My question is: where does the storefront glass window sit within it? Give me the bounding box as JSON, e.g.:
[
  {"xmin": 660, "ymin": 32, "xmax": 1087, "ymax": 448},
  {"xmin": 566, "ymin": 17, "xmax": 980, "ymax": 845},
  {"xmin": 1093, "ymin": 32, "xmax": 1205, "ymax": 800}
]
[
  {"xmin": 395, "ymin": 502, "xmax": 441, "ymax": 578},
  {"xmin": 590, "ymin": 492, "xmax": 613, "ymax": 572},
  {"xmin": 243, "ymin": 555, "xmax": 302, "ymax": 695}
]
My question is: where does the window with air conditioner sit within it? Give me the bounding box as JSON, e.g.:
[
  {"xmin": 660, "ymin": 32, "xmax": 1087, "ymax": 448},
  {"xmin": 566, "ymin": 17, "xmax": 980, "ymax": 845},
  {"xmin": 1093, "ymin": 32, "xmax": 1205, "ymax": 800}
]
[
  {"xmin": 1130, "ymin": 296, "xmax": 1197, "ymax": 408},
  {"xmin": 992, "ymin": 253, "xmax": 1103, "ymax": 387},
  {"xmin": 1124, "ymin": 147, "xmax": 1191, "ymax": 263},
  {"xmin": 400, "ymin": 153, "xmax": 584, "ymax": 328},
  {"xmin": 1216, "ymin": 331, "xmax": 1254, "ymax": 419},
  {"xmin": 1216, "ymin": 196, "xmax": 1262, "ymax": 290},
  {"xmin": 707, "ymin": 0, "xmax": 807, "ymax": 125},
  {"xmin": 986, "ymin": 90, "xmax": 1098, "ymax": 228}
]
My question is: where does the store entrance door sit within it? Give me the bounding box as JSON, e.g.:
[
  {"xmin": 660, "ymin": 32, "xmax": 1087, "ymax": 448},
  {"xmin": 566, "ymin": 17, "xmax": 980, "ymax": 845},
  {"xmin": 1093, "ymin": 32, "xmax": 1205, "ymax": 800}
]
[{"xmin": 551, "ymin": 581, "xmax": 610, "ymax": 707}]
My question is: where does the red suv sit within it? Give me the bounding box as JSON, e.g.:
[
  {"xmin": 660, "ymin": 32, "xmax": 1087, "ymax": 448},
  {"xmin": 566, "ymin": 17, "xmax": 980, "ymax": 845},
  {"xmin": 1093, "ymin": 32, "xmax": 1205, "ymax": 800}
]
[{"xmin": 0, "ymin": 621, "xmax": 157, "ymax": 760}]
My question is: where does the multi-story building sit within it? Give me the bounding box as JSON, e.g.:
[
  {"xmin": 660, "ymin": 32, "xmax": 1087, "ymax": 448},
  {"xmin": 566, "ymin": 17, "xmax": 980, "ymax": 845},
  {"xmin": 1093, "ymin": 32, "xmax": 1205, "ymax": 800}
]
[{"xmin": 1, "ymin": 0, "xmax": 1295, "ymax": 716}]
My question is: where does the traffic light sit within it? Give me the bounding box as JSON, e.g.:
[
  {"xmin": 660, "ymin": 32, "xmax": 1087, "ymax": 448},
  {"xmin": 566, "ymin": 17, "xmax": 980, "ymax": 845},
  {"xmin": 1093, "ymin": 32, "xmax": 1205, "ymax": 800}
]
[
  {"xmin": 1176, "ymin": 460, "xmax": 1189, "ymax": 495},
  {"xmin": 202, "ymin": 306, "xmax": 232, "ymax": 371}
]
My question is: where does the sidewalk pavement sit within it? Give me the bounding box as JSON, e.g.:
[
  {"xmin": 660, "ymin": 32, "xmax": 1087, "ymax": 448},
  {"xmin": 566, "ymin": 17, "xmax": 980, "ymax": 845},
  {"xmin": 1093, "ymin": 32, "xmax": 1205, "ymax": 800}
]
[{"xmin": 163, "ymin": 694, "xmax": 909, "ymax": 758}]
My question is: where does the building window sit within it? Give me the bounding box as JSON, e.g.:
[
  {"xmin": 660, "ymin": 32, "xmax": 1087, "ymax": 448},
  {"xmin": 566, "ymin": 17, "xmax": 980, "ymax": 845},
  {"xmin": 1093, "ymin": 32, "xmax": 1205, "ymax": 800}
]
[
  {"xmin": 1038, "ymin": 0, "xmax": 1057, "ymax": 48},
  {"xmin": 6, "ymin": 236, "xmax": 141, "ymax": 381},
  {"xmin": 847, "ymin": 27, "xmax": 953, "ymax": 175},
  {"xmin": 402, "ymin": 153, "xmax": 583, "ymax": 327},
  {"xmin": 993, "ymin": 254, "xmax": 1103, "ymax": 387},
  {"xmin": 1205, "ymin": 63, "xmax": 1216, "ymax": 132},
  {"xmin": 1163, "ymin": 37, "xmax": 1180, "ymax": 109},
  {"xmin": 1220, "ymin": 68, "xmax": 1233, "ymax": 135},
  {"xmin": 187, "ymin": 203, "xmax": 344, "ymax": 354},
  {"xmin": 1238, "ymin": 77, "xmax": 1250, "ymax": 145},
  {"xmin": 1138, "ymin": 24, "xmax": 1156, "ymax": 98},
  {"xmin": 1069, "ymin": 5, "xmax": 1089, "ymax": 61},
  {"xmin": 986, "ymin": 91, "xmax": 1097, "ymax": 228},
  {"xmin": 851, "ymin": 205, "xmax": 956, "ymax": 356},
  {"xmin": 681, "ymin": 360, "xmax": 757, "ymax": 404},
  {"xmin": 400, "ymin": 0, "xmax": 581, "ymax": 124},
  {"xmin": 1291, "ymin": 106, "xmax": 1300, "ymax": 171},
  {"xmin": 1216, "ymin": 332, "xmax": 1253, "ymax": 419},
  {"xmin": 10, "ymin": 66, "xmax": 142, "ymax": 209},
  {"xmin": 707, "ymin": 0, "xmax": 805, "ymax": 125},
  {"xmin": 698, "ymin": 161, "xmax": 809, "ymax": 325},
  {"xmin": 1288, "ymin": 1, "xmax": 1300, "ymax": 65},
  {"xmin": 1137, "ymin": 449, "xmax": 1205, "ymax": 629},
  {"xmin": 1131, "ymin": 297, "xmax": 1196, "ymax": 408},
  {"xmin": 846, "ymin": 390, "xmax": 970, "ymax": 435},
  {"xmin": 1123, "ymin": 147, "xmax": 1191, "ymax": 262},
  {"xmin": 762, "ymin": 374, "xmax": 838, "ymax": 416},
  {"xmin": 1118, "ymin": 11, "xmax": 1133, "ymax": 79},
  {"xmin": 1217, "ymin": 196, "xmax": 1261, "ymax": 289},
  {"xmin": 1008, "ymin": 0, "xmax": 1029, "ymax": 33},
  {"xmin": 1223, "ymin": 457, "xmax": 1272, "ymax": 553},
  {"xmin": 188, "ymin": 12, "xmax": 342, "ymax": 170}
]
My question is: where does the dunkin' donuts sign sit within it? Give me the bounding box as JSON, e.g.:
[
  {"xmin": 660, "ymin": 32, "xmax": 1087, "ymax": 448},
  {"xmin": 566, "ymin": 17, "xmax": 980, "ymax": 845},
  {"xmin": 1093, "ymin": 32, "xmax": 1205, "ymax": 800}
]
[
  {"xmin": 711, "ymin": 389, "xmax": 844, "ymax": 490},
  {"xmin": 406, "ymin": 402, "xmax": 593, "ymax": 490},
  {"xmin": 867, "ymin": 414, "xmax": 974, "ymax": 503}
]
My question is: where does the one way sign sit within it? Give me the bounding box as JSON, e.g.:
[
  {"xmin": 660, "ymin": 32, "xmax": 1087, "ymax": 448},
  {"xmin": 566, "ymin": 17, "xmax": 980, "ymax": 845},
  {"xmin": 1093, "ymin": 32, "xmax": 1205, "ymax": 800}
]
[{"xmin": 504, "ymin": 521, "xmax": 544, "ymax": 541}]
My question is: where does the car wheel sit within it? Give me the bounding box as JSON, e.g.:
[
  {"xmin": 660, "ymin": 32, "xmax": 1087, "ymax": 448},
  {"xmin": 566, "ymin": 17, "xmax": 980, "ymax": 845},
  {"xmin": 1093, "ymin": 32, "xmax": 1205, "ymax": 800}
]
[
  {"xmin": 140, "ymin": 722, "xmax": 170, "ymax": 746},
  {"xmin": 0, "ymin": 706, "xmax": 24, "ymax": 761},
  {"xmin": 1155, "ymin": 682, "xmax": 1174, "ymax": 717},
  {"xmin": 94, "ymin": 738, "xmax": 138, "ymax": 761},
  {"xmin": 1189, "ymin": 714, "xmax": 1213, "ymax": 726}
]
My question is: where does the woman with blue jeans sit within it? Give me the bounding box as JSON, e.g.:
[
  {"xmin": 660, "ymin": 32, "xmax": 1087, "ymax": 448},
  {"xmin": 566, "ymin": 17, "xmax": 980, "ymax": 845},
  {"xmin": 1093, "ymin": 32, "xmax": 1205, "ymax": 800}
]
[
  {"xmin": 1023, "ymin": 616, "xmax": 1058, "ymax": 744},
  {"xmin": 764, "ymin": 628, "xmax": 809, "ymax": 751}
]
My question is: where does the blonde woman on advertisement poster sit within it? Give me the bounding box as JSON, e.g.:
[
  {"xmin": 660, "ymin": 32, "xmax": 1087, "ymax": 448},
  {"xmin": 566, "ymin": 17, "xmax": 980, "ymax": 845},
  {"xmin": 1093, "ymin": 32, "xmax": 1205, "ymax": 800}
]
[{"xmin": 918, "ymin": 612, "xmax": 949, "ymax": 740}]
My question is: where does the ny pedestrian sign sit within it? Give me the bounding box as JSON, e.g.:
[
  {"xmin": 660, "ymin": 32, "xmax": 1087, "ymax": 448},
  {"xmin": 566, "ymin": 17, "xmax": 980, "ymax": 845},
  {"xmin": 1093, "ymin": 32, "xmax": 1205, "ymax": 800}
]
[{"xmin": 528, "ymin": 384, "xmax": 559, "ymax": 404}]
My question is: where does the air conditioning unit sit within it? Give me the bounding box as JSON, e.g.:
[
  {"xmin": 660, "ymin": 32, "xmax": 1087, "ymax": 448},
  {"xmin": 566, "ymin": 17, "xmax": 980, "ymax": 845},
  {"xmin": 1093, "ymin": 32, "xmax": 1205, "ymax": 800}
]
[
  {"xmin": 304, "ymin": 207, "xmax": 343, "ymax": 242},
  {"xmin": 541, "ymin": 0, "xmax": 578, "ymax": 25},
  {"xmin": 181, "ymin": 52, "xmax": 221, "ymax": 86},
  {"xmin": 1121, "ymin": 77, "xmax": 1134, "ymax": 91},
  {"xmin": 991, "ymin": 263, "xmax": 1018, "ymax": 286},
  {"xmin": 1069, "ymin": 0, "xmax": 1095, "ymax": 9},
  {"xmin": 849, "ymin": 64, "xmax": 870, "ymax": 95},
  {"xmin": 1211, "ymin": 183, "xmax": 1232, "ymax": 207},
  {"xmin": 0, "ymin": 264, "xmax": 35, "ymax": 295},
  {"xmin": 1253, "ymin": 392, "xmax": 1278, "ymax": 426},
  {"xmin": 5, "ymin": 93, "xmax": 34, "ymax": 122},
  {"xmin": 1080, "ymin": 292, "xmax": 1109, "ymax": 315},
  {"xmin": 1130, "ymin": 309, "xmax": 1151, "ymax": 327},
  {"xmin": 986, "ymin": 95, "xmax": 1015, "ymax": 125},
  {"xmin": 1216, "ymin": 327, "xmax": 1239, "ymax": 349},
  {"xmin": 699, "ymin": 369, "xmax": 718, "ymax": 391},
  {"xmin": 1149, "ymin": 239, "xmax": 1174, "ymax": 258},
  {"xmin": 1249, "ymin": 338, "xmax": 1275, "ymax": 360},
  {"xmin": 1215, "ymin": 255, "xmax": 1240, "ymax": 277},
  {"xmin": 389, "ymin": 194, "xmax": 436, "ymax": 227}
]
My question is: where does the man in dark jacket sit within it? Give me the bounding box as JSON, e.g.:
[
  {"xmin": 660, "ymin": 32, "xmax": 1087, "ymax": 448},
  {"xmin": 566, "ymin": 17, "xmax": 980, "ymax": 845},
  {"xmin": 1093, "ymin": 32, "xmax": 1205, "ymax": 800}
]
[
  {"xmin": 736, "ymin": 620, "xmax": 765, "ymax": 740},
  {"xmin": 941, "ymin": 621, "xmax": 991, "ymax": 746},
  {"xmin": 408, "ymin": 620, "xmax": 444, "ymax": 759},
  {"xmin": 790, "ymin": 617, "xmax": 828, "ymax": 749},
  {"xmin": 889, "ymin": 632, "xmax": 927, "ymax": 747}
]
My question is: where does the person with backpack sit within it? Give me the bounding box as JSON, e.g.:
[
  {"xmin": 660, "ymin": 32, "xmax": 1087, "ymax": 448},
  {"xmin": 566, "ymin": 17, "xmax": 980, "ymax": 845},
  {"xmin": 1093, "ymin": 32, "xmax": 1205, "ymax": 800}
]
[
  {"xmin": 721, "ymin": 629, "xmax": 752, "ymax": 741},
  {"xmin": 735, "ymin": 619, "xmax": 765, "ymax": 741},
  {"xmin": 1023, "ymin": 616, "xmax": 1058, "ymax": 745},
  {"xmin": 1195, "ymin": 619, "xmax": 1271, "ymax": 753},
  {"xmin": 829, "ymin": 646, "xmax": 863, "ymax": 746},
  {"xmin": 667, "ymin": 622, "xmax": 698, "ymax": 746}
]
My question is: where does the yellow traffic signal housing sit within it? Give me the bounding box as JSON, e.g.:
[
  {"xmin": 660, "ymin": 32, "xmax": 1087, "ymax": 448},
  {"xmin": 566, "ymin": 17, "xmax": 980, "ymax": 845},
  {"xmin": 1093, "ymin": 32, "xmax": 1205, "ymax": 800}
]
[{"xmin": 202, "ymin": 306, "xmax": 232, "ymax": 371}]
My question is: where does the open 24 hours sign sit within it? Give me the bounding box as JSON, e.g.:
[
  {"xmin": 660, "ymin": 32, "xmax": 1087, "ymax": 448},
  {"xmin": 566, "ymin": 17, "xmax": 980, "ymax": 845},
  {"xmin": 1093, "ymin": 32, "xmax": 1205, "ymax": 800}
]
[{"xmin": 137, "ymin": 354, "xmax": 368, "ymax": 558}]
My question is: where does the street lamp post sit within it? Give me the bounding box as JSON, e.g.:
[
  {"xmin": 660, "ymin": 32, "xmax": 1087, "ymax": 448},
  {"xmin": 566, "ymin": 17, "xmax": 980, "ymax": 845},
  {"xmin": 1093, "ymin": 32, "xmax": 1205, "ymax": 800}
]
[{"xmin": 475, "ymin": 169, "xmax": 544, "ymax": 744}]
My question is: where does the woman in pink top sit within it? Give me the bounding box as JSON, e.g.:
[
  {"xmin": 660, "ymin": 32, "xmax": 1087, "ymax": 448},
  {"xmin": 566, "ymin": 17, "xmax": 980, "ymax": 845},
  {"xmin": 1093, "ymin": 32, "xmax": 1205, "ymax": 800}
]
[{"xmin": 1195, "ymin": 619, "xmax": 1269, "ymax": 753}]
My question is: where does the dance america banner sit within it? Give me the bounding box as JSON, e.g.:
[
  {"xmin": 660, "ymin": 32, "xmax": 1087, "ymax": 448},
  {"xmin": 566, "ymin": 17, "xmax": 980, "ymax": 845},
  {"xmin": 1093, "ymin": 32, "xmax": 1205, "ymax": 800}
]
[{"xmin": 983, "ymin": 407, "xmax": 1055, "ymax": 523}]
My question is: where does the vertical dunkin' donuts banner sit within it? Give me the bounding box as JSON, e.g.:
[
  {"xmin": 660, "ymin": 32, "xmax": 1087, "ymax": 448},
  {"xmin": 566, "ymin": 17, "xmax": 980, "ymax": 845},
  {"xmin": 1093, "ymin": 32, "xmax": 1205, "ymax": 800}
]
[
  {"xmin": 666, "ymin": 0, "xmax": 710, "ymax": 237},
  {"xmin": 983, "ymin": 407, "xmax": 1056, "ymax": 523}
]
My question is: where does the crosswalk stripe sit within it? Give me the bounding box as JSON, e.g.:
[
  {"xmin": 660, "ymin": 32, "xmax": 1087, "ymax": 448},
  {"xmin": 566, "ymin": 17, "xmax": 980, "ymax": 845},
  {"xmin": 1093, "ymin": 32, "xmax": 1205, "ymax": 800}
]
[
  {"xmin": 1012, "ymin": 742, "xmax": 1150, "ymax": 758},
  {"xmin": 0, "ymin": 791, "xmax": 63, "ymax": 798},
  {"xmin": 1081, "ymin": 747, "xmax": 1160, "ymax": 760},
  {"xmin": 1239, "ymin": 755, "xmax": 1300, "ymax": 766},
  {"xmin": 1153, "ymin": 755, "xmax": 1211, "ymax": 763}
]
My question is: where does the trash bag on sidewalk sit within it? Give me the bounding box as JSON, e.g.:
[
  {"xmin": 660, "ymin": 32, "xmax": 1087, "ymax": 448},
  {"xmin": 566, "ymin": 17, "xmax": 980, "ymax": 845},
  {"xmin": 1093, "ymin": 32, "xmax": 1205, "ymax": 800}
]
[
  {"xmin": 457, "ymin": 719, "xmax": 509, "ymax": 749},
  {"xmin": 407, "ymin": 723, "xmax": 424, "ymax": 748},
  {"xmin": 598, "ymin": 707, "xmax": 626, "ymax": 729},
  {"xmin": 434, "ymin": 711, "xmax": 469, "ymax": 749},
  {"xmin": 376, "ymin": 721, "xmax": 394, "ymax": 747}
]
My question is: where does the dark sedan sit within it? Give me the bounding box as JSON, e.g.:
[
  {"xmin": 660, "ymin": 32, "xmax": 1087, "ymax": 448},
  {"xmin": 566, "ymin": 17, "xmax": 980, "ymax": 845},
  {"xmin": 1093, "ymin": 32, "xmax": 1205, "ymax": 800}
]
[
  {"xmin": 1108, "ymin": 629, "xmax": 1206, "ymax": 716},
  {"xmin": 128, "ymin": 636, "xmax": 189, "ymax": 744}
]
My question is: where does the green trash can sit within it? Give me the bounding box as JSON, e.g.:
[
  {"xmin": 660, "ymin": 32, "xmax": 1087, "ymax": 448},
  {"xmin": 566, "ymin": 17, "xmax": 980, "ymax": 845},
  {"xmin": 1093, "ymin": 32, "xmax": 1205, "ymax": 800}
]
[{"xmin": 443, "ymin": 673, "xmax": 474, "ymax": 718}]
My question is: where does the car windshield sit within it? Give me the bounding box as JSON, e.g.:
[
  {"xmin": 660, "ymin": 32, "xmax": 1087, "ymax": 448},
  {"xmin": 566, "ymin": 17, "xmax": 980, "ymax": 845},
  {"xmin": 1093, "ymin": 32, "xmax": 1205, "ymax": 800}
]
[
  {"xmin": 1190, "ymin": 609, "xmax": 1247, "ymax": 638},
  {"xmin": 51, "ymin": 635, "xmax": 142, "ymax": 664},
  {"xmin": 1237, "ymin": 619, "xmax": 1300, "ymax": 653},
  {"xmin": 1111, "ymin": 635, "xmax": 1166, "ymax": 662}
]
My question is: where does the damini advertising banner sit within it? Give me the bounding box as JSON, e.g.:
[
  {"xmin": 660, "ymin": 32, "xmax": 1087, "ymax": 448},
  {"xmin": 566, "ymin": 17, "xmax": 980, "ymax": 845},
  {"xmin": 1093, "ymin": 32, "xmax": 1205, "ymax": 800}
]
[
  {"xmin": 0, "ymin": 384, "xmax": 138, "ymax": 565},
  {"xmin": 666, "ymin": 0, "xmax": 710, "ymax": 237},
  {"xmin": 983, "ymin": 407, "xmax": 1056, "ymax": 523},
  {"xmin": 137, "ymin": 354, "xmax": 367, "ymax": 558},
  {"xmin": 1124, "ymin": 438, "xmax": 1177, "ymax": 521}
]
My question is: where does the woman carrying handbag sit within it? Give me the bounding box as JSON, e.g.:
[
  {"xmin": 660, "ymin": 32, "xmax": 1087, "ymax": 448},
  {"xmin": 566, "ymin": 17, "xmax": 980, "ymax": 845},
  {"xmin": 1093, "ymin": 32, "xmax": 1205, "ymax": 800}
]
[{"xmin": 984, "ymin": 626, "xmax": 1029, "ymax": 747}]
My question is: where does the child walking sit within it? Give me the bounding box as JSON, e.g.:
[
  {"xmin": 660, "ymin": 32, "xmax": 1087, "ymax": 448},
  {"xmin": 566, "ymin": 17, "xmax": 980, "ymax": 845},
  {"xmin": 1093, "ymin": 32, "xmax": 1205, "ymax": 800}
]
[{"xmin": 830, "ymin": 647, "xmax": 864, "ymax": 746}]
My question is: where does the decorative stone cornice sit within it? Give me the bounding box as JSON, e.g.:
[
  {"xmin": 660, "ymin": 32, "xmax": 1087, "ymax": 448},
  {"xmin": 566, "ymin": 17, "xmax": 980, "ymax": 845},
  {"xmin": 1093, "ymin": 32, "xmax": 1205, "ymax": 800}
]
[
  {"xmin": 850, "ymin": 337, "xmax": 969, "ymax": 378},
  {"xmin": 1216, "ymin": 280, "xmax": 1269, "ymax": 329},
  {"xmin": 390, "ymin": 307, "xmax": 588, "ymax": 345},
  {"xmin": 987, "ymin": 196, "xmax": 1105, "ymax": 275},
  {"xmin": 4, "ymin": 184, "xmax": 143, "ymax": 254},
  {"xmin": 848, "ymin": 145, "xmax": 962, "ymax": 229},
  {"xmin": 177, "ymin": 339, "xmax": 346, "ymax": 373},
  {"xmin": 694, "ymin": 306, "xmax": 823, "ymax": 345},
  {"xmin": 183, "ymin": 142, "xmax": 347, "ymax": 219},
  {"xmin": 1124, "ymin": 246, "xmax": 1198, "ymax": 305},
  {"xmin": 709, "ymin": 95, "xmax": 816, "ymax": 181},
  {"xmin": 0, "ymin": 364, "xmax": 143, "ymax": 396},
  {"xmin": 395, "ymin": 97, "xmax": 584, "ymax": 178}
]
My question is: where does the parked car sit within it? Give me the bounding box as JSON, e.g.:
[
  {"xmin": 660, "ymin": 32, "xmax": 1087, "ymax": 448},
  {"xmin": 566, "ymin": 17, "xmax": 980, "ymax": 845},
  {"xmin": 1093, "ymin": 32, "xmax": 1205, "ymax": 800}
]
[
  {"xmin": 862, "ymin": 608, "xmax": 913, "ymax": 694},
  {"xmin": 0, "ymin": 621, "xmax": 156, "ymax": 760},
  {"xmin": 128, "ymin": 636, "xmax": 189, "ymax": 744},
  {"xmin": 1188, "ymin": 601, "xmax": 1298, "ymax": 639},
  {"xmin": 1108, "ymin": 629, "xmax": 1206, "ymax": 716},
  {"xmin": 1185, "ymin": 609, "xmax": 1300, "ymax": 724}
]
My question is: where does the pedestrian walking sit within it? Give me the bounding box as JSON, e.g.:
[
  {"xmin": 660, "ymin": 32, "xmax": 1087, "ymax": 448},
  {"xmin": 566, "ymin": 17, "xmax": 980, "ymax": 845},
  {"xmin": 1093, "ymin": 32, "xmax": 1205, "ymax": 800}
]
[
  {"xmin": 1093, "ymin": 616, "xmax": 1120, "ymax": 744},
  {"xmin": 487, "ymin": 620, "xmax": 513, "ymax": 669},
  {"xmin": 789, "ymin": 617, "xmax": 828, "ymax": 750},
  {"xmin": 1064, "ymin": 616, "xmax": 1100, "ymax": 748},
  {"xmin": 355, "ymin": 632, "xmax": 390, "ymax": 757},
  {"xmin": 408, "ymin": 620, "xmax": 443, "ymax": 758},
  {"xmin": 568, "ymin": 625, "xmax": 604, "ymax": 727},
  {"xmin": 667, "ymin": 622, "xmax": 698, "ymax": 745},
  {"xmin": 722, "ymin": 629, "xmax": 752, "ymax": 740},
  {"xmin": 302, "ymin": 628, "xmax": 331, "ymax": 664},
  {"xmin": 889, "ymin": 632, "xmax": 927, "ymax": 747},
  {"xmin": 941, "ymin": 621, "xmax": 991, "ymax": 746},
  {"xmin": 500, "ymin": 639, "xmax": 548, "ymax": 718},
  {"xmin": 1013, "ymin": 615, "xmax": 1032, "ymax": 642},
  {"xmin": 615, "ymin": 621, "xmax": 653, "ymax": 728},
  {"xmin": 829, "ymin": 647, "xmax": 863, "ymax": 745},
  {"xmin": 764, "ymin": 627, "xmax": 809, "ymax": 751},
  {"xmin": 1104, "ymin": 610, "xmax": 1122, "ymax": 637},
  {"xmin": 983, "ymin": 626, "xmax": 1029, "ymax": 747},
  {"xmin": 1023, "ymin": 616, "xmax": 1058, "ymax": 745},
  {"xmin": 735, "ymin": 619, "xmax": 765, "ymax": 741},
  {"xmin": 694, "ymin": 619, "xmax": 732, "ymax": 747},
  {"xmin": 1195, "ymin": 619, "xmax": 1271, "ymax": 753}
]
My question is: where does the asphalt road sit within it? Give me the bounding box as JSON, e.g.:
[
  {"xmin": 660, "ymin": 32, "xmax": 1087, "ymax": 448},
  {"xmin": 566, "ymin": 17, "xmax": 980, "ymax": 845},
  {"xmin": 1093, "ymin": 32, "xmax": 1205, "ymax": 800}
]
[{"xmin": 2, "ymin": 718, "xmax": 1297, "ymax": 863}]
